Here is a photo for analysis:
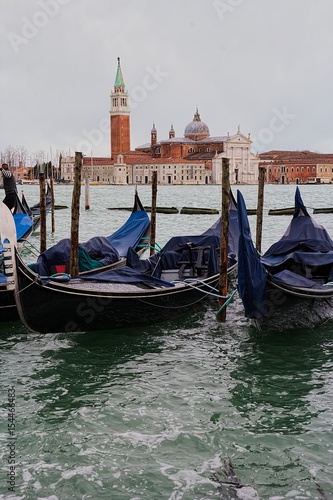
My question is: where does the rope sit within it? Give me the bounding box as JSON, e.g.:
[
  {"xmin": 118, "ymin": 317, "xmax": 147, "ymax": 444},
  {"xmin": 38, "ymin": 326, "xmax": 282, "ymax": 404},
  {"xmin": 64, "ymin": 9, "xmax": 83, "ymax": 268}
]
[
  {"xmin": 19, "ymin": 239, "xmax": 40, "ymax": 257},
  {"xmin": 215, "ymin": 288, "xmax": 238, "ymax": 317},
  {"xmin": 14, "ymin": 276, "xmax": 39, "ymax": 296},
  {"xmin": 137, "ymin": 243, "xmax": 162, "ymax": 252},
  {"xmin": 179, "ymin": 278, "xmax": 238, "ymax": 304}
]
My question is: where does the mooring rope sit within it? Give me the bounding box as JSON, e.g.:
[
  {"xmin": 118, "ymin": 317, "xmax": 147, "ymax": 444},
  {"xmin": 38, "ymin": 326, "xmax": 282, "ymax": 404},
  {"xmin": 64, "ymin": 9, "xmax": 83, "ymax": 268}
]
[{"xmin": 215, "ymin": 288, "xmax": 238, "ymax": 317}]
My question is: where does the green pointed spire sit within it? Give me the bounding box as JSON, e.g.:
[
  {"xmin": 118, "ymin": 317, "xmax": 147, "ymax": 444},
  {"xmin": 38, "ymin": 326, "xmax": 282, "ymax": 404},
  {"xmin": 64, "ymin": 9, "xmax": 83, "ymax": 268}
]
[{"xmin": 114, "ymin": 57, "xmax": 125, "ymax": 88}]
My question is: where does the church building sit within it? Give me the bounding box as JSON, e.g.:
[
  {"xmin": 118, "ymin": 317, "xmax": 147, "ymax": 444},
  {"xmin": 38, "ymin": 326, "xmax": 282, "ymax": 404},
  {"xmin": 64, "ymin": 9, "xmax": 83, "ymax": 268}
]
[{"xmin": 61, "ymin": 58, "xmax": 259, "ymax": 184}]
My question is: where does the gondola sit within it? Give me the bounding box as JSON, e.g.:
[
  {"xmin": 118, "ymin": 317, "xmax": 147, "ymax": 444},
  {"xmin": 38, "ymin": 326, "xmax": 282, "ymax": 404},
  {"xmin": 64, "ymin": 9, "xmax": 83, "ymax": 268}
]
[
  {"xmin": 1, "ymin": 191, "xmax": 150, "ymax": 323},
  {"xmin": 237, "ymin": 188, "xmax": 333, "ymax": 332},
  {"xmin": 0, "ymin": 201, "xmax": 18, "ymax": 321},
  {"xmin": 14, "ymin": 193, "xmax": 239, "ymax": 334}
]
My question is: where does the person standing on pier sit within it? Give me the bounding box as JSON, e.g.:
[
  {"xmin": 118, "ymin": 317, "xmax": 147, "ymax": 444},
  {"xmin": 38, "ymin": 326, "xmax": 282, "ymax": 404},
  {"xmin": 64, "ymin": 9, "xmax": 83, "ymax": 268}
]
[{"xmin": 0, "ymin": 163, "xmax": 17, "ymax": 210}]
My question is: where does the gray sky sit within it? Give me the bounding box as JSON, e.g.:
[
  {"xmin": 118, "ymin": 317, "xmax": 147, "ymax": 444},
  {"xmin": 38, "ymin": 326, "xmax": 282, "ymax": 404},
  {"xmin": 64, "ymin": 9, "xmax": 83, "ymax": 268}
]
[{"xmin": 1, "ymin": 0, "xmax": 333, "ymax": 161}]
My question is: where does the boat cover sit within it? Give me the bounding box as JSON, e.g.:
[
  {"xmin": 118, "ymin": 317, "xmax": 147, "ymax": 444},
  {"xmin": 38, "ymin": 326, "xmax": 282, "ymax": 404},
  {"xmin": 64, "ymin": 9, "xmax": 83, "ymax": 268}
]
[
  {"xmin": 30, "ymin": 237, "xmax": 120, "ymax": 276},
  {"xmin": 30, "ymin": 191, "xmax": 150, "ymax": 276},
  {"xmin": 127, "ymin": 233, "xmax": 221, "ymax": 278},
  {"xmin": 13, "ymin": 192, "xmax": 33, "ymax": 241},
  {"xmin": 237, "ymin": 190, "xmax": 267, "ymax": 318},
  {"xmin": 80, "ymin": 266, "xmax": 175, "ymax": 288},
  {"xmin": 201, "ymin": 190, "xmax": 239, "ymax": 262},
  {"xmin": 261, "ymin": 187, "xmax": 333, "ymax": 269},
  {"xmin": 270, "ymin": 270, "xmax": 327, "ymax": 289},
  {"xmin": 106, "ymin": 208, "xmax": 150, "ymax": 257},
  {"xmin": 126, "ymin": 190, "xmax": 240, "ymax": 280}
]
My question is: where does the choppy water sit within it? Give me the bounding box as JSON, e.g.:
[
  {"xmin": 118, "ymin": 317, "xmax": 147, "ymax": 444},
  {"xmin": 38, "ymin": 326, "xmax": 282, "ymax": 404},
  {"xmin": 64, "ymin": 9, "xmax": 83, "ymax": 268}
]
[{"xmin": 1, "ymin": 184, "xmax": 333, "ymax": 499}]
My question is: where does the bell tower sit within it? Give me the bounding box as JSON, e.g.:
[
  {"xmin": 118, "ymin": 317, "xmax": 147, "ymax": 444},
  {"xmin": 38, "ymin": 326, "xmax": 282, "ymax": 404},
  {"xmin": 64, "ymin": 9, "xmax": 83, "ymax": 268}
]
[{"xmin": 110, "ymin": 57, "xmax": 130, "ymax": 158}]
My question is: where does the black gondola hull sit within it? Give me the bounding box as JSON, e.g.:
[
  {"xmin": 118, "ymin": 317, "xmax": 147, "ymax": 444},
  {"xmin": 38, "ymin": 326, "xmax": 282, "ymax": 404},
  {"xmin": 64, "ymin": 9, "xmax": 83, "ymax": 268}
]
[
  {"xmin": 16, "ymin": 253, "xmax": 235, "ymax": 334},
  {"xmin": 0, "ymin": 289, "xmax": 19, "ymax": 321},
  {"xmin": 254, "ymin": 280, "xmax": 333, "ymax": 332}
]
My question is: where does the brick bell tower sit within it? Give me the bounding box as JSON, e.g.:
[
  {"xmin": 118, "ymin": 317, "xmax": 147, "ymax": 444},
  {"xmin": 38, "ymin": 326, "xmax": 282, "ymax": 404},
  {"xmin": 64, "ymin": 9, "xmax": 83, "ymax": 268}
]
[{"xmin": 110, "ymin": 57, "xmax": 130, "ymax": 158}]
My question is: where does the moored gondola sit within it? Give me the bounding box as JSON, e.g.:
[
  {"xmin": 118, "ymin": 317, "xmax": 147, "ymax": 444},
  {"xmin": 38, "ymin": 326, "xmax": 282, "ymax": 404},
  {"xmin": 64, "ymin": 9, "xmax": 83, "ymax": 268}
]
[
  {"xmin": 1, "ymin": 191, "xmax": 150, "ymax": 322},
  {"xmin": 14, "ymin": 193, "xmax": 239, "ymax": 333},
  {"xmin": 237, "ymin": 188, "xmax": 333, "ymax": 331}
]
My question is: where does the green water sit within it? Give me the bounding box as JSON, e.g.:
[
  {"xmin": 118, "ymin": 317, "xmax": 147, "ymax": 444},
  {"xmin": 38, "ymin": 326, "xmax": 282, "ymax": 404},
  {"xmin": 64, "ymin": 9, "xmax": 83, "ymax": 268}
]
[{"xmin": 1, "ymin": 184, "xmax": 333, "ymax": 499}]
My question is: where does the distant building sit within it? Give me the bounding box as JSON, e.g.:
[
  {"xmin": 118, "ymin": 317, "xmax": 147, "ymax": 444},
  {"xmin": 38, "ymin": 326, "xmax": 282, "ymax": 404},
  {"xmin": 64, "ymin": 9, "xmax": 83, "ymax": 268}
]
[
  {"xmin": 61, "ymin": 58, "xmax": 259, "ymax": 184},
  {"xmin": 259, "ymin": 150, "xmax": 333, "ymax": 184}
]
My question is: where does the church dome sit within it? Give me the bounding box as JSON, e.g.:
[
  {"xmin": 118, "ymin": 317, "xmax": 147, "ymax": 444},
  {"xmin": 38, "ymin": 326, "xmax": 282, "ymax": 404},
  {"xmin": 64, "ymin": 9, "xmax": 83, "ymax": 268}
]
[{"xmin": 184, "ymin": 109, "xmax": 210, "ymax": 139}]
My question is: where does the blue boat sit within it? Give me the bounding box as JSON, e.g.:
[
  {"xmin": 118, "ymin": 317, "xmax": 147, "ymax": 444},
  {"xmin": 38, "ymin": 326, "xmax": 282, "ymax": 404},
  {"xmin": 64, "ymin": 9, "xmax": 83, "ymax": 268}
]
[{"xmin": 237, "ymin": 188, "xmax": 333, "ymax": 331}]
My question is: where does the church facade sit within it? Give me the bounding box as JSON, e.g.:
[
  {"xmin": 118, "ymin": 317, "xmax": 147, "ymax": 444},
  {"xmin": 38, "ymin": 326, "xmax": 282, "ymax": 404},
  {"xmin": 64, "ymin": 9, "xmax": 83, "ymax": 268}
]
[{"xmin": 61, "ymin": 58, "xmax": 259, "ymax": 184}]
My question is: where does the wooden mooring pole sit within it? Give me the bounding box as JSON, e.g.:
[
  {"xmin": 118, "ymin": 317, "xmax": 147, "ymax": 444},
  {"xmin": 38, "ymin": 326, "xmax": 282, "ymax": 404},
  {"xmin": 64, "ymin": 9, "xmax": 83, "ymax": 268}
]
[
  {"xmin": 85, "ymin": 176, "xmax": 90, "ymax": 210},
  {"xmin": 150, "ymin": 171, "xmax": 157, "ymax": 255},
  {"xmin": 50, "ymin": 163, "xmax": 55, "ymax": 233},
  {"xmin": 256, "ymin": 165, "xmax": 266, "ymax": 254},
  {"xmin": 217, "ymin": 157, "xmax": 230, "ymax": 322},
  {"xmin": 39, "ymin": 163, "xmax": 47, "ymax": 254},
  {"xmin": 69, "ymin": 152, "xmax": 82, "ymax": 277}
]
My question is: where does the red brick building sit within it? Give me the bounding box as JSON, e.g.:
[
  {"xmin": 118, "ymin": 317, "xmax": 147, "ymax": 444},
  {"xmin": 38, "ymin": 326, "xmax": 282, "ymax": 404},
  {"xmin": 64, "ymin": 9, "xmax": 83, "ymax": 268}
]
[{"xmin": 259, "ymin": 150, "xmax": 333, "ymax": 184}]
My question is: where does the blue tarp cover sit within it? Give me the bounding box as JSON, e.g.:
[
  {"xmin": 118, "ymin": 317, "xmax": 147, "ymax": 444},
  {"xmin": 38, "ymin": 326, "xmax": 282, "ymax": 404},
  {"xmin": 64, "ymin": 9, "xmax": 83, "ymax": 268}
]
[
  {"xmin": 262, "ymin": 187, "xmax": 333, "ymax": 270},
  {"xmin": 80, "ymin": 266, "xmax": 175, "ymax": 288},
  {"xmin": 126, "ymin": 234, "xmax": 221, "ymax": 278},
  {"xmin": 107, "ymin": 209, "xmax": 150, "ymax": 257},
  {"xmin": 31, "ymin": 237, "xmax": 120, "ymax": 276},
  {"xmin": 13, "ymin": 213, "xmax": 33, "ymax": 241},
  {"xmin": 237, "ymin": 190, "xmax": 267, "ymax": 318},
  {"xmin": 31, "ymin": 192, "xmax": 150, "ymax": 276},
  {"xmin": 200, "ymin": 190, "xmax": 239, "ymax": 262},
  {"xmin": 270, "ymin": 270, "xmax": 326, "ymax": 290}
]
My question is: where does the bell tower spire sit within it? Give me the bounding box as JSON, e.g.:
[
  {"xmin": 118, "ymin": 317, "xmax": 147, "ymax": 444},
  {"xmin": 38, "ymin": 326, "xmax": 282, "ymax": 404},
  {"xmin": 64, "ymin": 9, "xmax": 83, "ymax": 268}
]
[{"xmin": 110, "ymin": 57, "xmax": 131, "ymax": 158}]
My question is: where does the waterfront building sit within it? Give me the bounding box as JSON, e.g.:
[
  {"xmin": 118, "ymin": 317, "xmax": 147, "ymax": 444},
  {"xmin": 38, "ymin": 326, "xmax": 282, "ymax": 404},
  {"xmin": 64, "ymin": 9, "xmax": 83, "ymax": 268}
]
[
  {"xmin": 60, "ymin": 58, "xmax": 259, "ymax": 184},
  {"xmin": 260, "ymin": 150, "xmax": 333, "ymax": 184}
]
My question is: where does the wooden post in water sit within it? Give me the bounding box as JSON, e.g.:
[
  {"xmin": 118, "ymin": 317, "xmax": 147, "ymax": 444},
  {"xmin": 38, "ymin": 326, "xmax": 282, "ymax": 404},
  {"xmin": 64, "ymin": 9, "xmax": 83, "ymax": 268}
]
[
  {"xmin": 256, "ymin": 164, "xmax": 266, "ymax": 254},
  {"xmin": 85, "ymin": 176, "xmax": 90, "ymax": 210},
  {"xmin": 69, "ymin": 152, "xmax": 82, "ymax": 277},
  {"xmin": 39, "ymin": 163, "xmax": 47, "ymax": 254},
  {"xmin": 150, "ymin": 171, "xmax": 157, "ymax": 255},
  {"xmin": 217, "ymin": 157, "xmax": 230, "ymax": 322},
  {"xmin": 50, "ymin": 162, "xmax": 55, "ymax": 233}
]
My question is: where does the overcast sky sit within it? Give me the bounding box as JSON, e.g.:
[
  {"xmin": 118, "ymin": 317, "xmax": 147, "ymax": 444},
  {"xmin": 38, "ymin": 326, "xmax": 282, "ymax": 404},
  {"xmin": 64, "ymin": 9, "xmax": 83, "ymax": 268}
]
[{"xmin": 1, "ymin": 0, "xmax": 333, "ymax": 162}]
